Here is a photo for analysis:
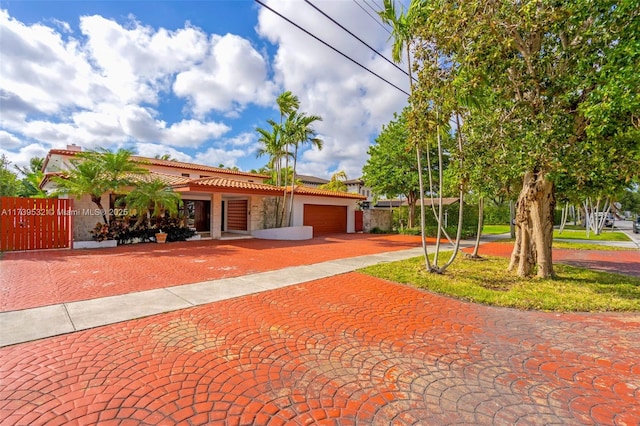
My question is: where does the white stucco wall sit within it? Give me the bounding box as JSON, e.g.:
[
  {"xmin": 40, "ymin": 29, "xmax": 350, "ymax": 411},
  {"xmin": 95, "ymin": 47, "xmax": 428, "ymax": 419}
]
[{"xmin": 290, "ymin": 195, "xmax": 360, "ymax": 233}]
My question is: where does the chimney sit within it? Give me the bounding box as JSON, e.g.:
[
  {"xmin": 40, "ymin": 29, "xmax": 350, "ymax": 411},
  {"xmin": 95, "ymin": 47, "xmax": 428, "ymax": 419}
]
[{"xmin": 67, "ymin": 144, "xmax": 82, "ymax": 152}]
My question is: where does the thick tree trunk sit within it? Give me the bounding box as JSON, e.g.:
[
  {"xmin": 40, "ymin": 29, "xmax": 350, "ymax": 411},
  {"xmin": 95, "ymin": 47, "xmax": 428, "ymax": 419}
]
[
  {"xmin": 408, "ymin": 201, "xmax": 415, "ymax": 228},
  {"xmin": 508, "ymin": 171, "xmax": 555, "ymax": 278}
]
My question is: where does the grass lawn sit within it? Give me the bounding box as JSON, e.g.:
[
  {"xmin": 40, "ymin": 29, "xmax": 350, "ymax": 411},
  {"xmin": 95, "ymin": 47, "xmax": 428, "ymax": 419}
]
[
  {"xmin": 551, "ymin": 241, "xmax": 635, "ymax": 251},
  {"xmin": 482, "ymin": 224, "xmax": 511, "ymax": 234},
  {"xmin": 554, "ymin": 228, "xmax": 631, "ymax": 241},
  {"xmin": 483, "ymin": 224, "xmax": 631, "ymax": 242},
  {"xmin": 360, "ymin": 255, "xmax": 640, "ymax": 312}
]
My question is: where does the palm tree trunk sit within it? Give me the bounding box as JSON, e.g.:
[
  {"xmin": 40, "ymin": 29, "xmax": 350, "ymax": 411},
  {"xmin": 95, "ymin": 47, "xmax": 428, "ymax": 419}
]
[{"xmin": 288, "ymin": 145, "xmax": 299, "ymax": 227}]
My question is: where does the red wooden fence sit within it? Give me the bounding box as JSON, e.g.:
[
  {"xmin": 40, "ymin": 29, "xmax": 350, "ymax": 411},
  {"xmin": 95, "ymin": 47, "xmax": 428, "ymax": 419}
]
[
  {"xmin": 0, "ymin": 197, "xmax": 73, "ymax": 251},
  {"xmin": 354, "ymin": 210, "xmax": 364, "ymax": 232}
]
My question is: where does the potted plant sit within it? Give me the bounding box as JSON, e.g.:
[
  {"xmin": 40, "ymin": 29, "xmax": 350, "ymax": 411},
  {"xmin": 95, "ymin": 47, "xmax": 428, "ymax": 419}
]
[
  {"xmin": 155, "ymin": 230, "xmax": 168, "ymax": 243},
  {"xmin": 120, "ymin": 178, "xmax": 182, "ymax": 243}
]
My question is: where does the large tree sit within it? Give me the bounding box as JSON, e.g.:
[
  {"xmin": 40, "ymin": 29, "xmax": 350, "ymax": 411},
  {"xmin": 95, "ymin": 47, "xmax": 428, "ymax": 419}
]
[
  {"xmin": 319, "ymin": 170, "xmax": 348, "ymax": 192},
  {"xmin": 16, "ymin": 157, "xmax": 46, "ymax": 198},
  {"xmin": 0, "ymin": 155, "xmax": 19, "ymax": 197},
  {"xmin": 410, "ymin": 0, "xmax": 639, "ymax": 277},
  {"xmin": 363, "ymin": 108, "xmax": 431, "ymax": 227},
  {"xmin": 285, "ymin": 111, "xmax": 323, "ymax": 226}
]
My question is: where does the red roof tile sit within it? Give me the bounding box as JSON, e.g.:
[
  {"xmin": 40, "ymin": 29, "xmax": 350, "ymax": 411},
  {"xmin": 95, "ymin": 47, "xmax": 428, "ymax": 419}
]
[
  {"xmin": 45, "ymin": 149, "xmax": 268, "ymax": 179},
  {"xmin": 289, "ymin": 185, "xmax": 367, "ymax": 200}
]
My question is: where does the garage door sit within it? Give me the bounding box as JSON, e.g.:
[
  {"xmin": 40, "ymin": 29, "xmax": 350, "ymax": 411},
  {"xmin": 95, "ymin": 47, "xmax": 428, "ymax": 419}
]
[
  {"xmin": 227, "ymin": 199, "xmax": 248, "ymax": 231},
  {"xmin": 303, "ymin": 204, "xmax": 347, "ymax": 236}
]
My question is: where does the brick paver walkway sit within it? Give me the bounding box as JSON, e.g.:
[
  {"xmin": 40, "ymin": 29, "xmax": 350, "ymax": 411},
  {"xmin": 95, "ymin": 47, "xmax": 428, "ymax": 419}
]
[
  {"xmin": 1, "ymin": 273, "xmax": 639, "ymax": 425},
  {"xmin": 2, "ymin": 235, "xmax": 639, "ymax": 424}
]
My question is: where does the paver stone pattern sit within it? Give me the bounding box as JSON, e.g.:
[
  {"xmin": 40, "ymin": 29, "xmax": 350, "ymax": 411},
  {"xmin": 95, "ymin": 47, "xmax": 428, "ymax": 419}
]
[
  {"xmin": 1, "ymin": 273, "xmax": 639, "ymax": 425},
  {"xmin": 0, "ymin": 234, "xmax": 423, "ymax": 312}
]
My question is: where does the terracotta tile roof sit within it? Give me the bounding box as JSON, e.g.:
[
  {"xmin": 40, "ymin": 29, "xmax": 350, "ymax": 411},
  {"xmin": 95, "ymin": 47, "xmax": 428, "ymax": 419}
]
[
  {"xmin": 45, "ymin": 149, "xmax": 269, "ymax": 179},
  {"xmin": 289, "ymin": 185, "xmax": 367, "ymax": 200},
  {"xmin": 125, "ymin": 171, "xmax": 192, "ymax": 186},
  {"xmin": 176, "ymin": 177, "xmax": 285, "ymax": 194}
]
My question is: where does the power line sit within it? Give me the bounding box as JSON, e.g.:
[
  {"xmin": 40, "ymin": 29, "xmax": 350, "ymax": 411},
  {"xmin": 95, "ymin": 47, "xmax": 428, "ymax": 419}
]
[
  {"xmin": 363, "ymin": 0, "xmax": 388, "ymax": 22},
  {"xmin": 254, "ymin": 0, "xmax": 409, "ymax": 97},
  {"xmin": 352, "ymin": 0, "xmax": 391, "ymax": 35},
  {"xmin": 304, "ymin": 0, "xmax": 407, "ymax": 77}
]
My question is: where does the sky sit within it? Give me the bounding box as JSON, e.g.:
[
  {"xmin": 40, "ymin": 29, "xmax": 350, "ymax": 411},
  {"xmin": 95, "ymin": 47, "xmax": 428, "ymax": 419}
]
[{"xmin": 0, "ymin": 0, "xmax": 410, "ymax": 180}]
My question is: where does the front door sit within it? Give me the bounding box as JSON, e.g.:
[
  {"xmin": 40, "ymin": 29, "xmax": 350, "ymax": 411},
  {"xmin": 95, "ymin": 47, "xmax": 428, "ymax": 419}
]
[
  {"xmin": 185, "ymin": 200, "xmax": 210, "ymax": 232},
  {"xmin": 194, "ymin": 201, "xmax": 211, "ymax": 232}
]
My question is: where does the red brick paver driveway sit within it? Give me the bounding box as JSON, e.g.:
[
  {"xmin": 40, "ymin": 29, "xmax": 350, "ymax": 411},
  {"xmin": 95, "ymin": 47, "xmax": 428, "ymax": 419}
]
[
  {"xmin": 1, "ymin": 235, "xmax": 639, "ymax": 424},
  {"xmin": 1, "ymin": 274, "xmax": 639, "ymax": 425},
  {"xmin": 1, "ymin": 234, "xmax": 422, "ymax": 312}
]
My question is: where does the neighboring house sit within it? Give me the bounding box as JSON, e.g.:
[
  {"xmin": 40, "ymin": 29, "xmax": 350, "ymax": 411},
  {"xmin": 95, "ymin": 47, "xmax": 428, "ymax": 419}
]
[
  {"xmin": 298, "ymin": 175, "xmax": 374, "ymax": 201},
  {"xmin": 296, "ymin": 174, "xmax": 329, "ymax": 188},
  {"xmin": 344, "ymin": 178, "xmax": 373, "ymax": 201},
  {"xmin": 41, "ymin": 147, "xmax": 365, "ymax": 241}
]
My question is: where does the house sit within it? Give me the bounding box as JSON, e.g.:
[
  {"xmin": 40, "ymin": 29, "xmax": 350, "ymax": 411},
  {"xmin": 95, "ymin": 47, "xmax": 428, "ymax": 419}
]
[
  {"xmin": 296, "ymin": 175, "xmax": 329, "ymax": 188},
  {"xmin": 344, "ymin": 178, "xmax": 373, "ymax": 201},
  {"xmin": 41, "ymin": 147, "xmax": 366, "ymax": 242}
]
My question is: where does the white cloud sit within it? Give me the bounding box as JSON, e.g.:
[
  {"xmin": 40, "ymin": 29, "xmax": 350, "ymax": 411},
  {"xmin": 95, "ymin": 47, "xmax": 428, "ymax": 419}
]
[
  {"xmin": 193, "ymin": 146, "xmax": 246, "ymax": 169},
  {"xmin": 224, "ymin": 132, "xmax": 256, "ymax": 147},
  {"xmin": 79, "ymin": 14, "xmax": 209, "ymax": 105},
  {"xmin": 0, "ymin": 130, "xmax": 22, "ymax": 149},
  {"xmin": 0, "ymin": 143, "xmax": 50, "ymax": 171},
  {"xmin": 0, "ymin": 10, "xmax": 96, "ymax": 114},
  {"xmin": 135, "ymin": 143, "xmax": 194, "ymax": 162},
  {"xmin": 173, "ymin": 33, "xmax": 277, "ymax": 116},
  {"xmin": 162, "ymin": 119, "xmax": 230, "ymax": 147},
  {"xmin": 1, "ymin": 2, "xmax": 410, "ymax": 180},
  {"xmin": 256, "ymin": 0, "xmax": 409, "ymax": 178}
]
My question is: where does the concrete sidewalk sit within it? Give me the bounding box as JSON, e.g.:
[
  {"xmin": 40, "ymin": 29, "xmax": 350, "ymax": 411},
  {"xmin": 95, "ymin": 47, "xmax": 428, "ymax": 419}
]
[{"xmin": 0, "ymin": 247, "xmax": 425, "ymax": 347}]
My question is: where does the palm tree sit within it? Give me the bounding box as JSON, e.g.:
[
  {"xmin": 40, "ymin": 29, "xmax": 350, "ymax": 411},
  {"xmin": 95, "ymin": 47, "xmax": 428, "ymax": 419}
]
[
  {"xmin": 16, "ymin": 157, "xmax": 47, "ymax": 198},
  {"xmin": 81, "ymin": 148, "xmax": 148, "ymax": 193},
  {"xmin": 285, "ymin": 111, "xmax": 323, "ymax": 225},
  {"xmin": 122, "ymin": 178, "xmax": 183, "ymax": 228},
  {"xmin": 53, "ymin": 148, "xmax": 148, "ymax": 224},
  {"xmin": 256, "ymin": 120, "xmax": 286, "ymax": 185},
  {"xmin": 53, "ymin": 160, "xmax": 111, "ymax": 223},
  {"xmin": 319, "ymin": 170, "xmax": 348, "ymax": 192},
  {"xmin": 277, "ymin": 91, "xmax": 300, "ymax": 226},
  {"xmin": 256, "ymin": 120, "xmax": 291, "ymax": 226}
]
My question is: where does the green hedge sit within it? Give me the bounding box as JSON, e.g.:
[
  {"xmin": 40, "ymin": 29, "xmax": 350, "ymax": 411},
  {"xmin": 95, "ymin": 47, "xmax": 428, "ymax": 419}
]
[
  {"xmin": 392, "ymin": 202, "xmax": 479, "ymax": 237},
  {"xmin": 483, "ymin": 204, "xmax": 511, "ymax": 225}
]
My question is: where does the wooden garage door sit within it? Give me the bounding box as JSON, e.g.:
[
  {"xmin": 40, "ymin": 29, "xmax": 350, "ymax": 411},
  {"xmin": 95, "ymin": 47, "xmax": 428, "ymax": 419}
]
[
  {"xmin": 303, "ymin": 204, "xmax": 347, "ymax": 236},
  {"xmin": 227, "ymin": 199, "xmax": 248, "ymax": 231}
]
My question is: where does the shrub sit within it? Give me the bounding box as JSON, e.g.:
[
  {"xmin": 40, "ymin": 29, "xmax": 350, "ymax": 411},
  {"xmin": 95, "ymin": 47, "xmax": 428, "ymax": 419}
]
[
  {"xmin": 156, "ymin": 217, "xmax": 196, "ymax": 242},
  {"xmin": 90, "ymin": 222, "xmax": 115, "ymax": 242},
  {"xmin": 370, "ymin": 226, "xmax": 392, "ymax": 234},
  {"xmin": 483, "ymin": 204, "xmax": 511, "ymax": 224},
  {"xmin": 400, "ymin": 225, "xmax": 477, "ymax": 239},
  {"xmin": 93, "ymin": 216, "xmax": 196, "ymax": 244}
]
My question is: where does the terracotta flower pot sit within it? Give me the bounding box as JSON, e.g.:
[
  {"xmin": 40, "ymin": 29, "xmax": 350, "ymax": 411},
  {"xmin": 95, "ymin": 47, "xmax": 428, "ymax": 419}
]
[{"xmin": 155, "ymin": 232, "xmax": 168, "ymax": 243}]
